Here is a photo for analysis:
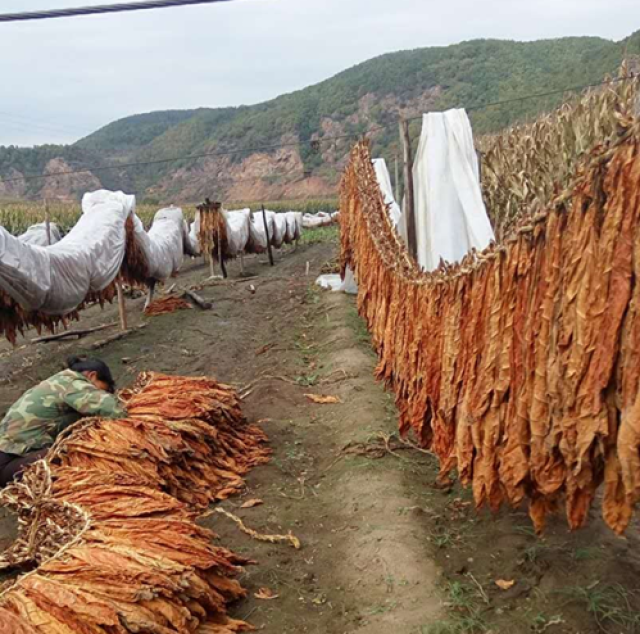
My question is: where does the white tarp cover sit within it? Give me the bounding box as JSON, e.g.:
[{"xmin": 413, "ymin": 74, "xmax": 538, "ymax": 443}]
[
  {"xmin": 131, "ymin": 205, "xmax": 186, "ymax": 282},
  {"xmin": 294, "ymin": 212, "xmax": 303, "ymax": 239},
  {"xmin": 271, "ymin": 213, "xmax": 288, "ymax": 248},
  {"xmin": 284, "ymin": 212, "xmax": 299, "ymax": 243},
  {"xmin": 225, "ymin": 209, "xmax": 251, "ymax": 256},
  {"xmin": 302, "ymin": 212, "xmax": 336, "ymax": 229},
  {"xmin": 18, "ymin": 222, "xmax": 62, "ymax": 247},
  {"xmin": 372, "ymin": 159, "xmax": 402, "ymax": 228},
  {"xmin": 0, "ymin": 192, "xmax": 190, "ymax": 316},
  {"xmin": 0, "ymin": 190, "xmax": 133, "ymax": 314},
  {"xmin": 413, "ymin": 108, "xmax": 494, "ymax": 272},
  {"xmin": 187, "ymin": 210, "xmax": 201, "ymax": 255},
  {"xmin": 247, "ymin": 210, "xmax": 272, "ymax": 254}
]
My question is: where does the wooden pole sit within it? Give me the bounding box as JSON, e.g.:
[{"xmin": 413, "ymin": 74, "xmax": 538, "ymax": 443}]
[
  {"xmin": 394, "ymin": 154, "xmax": 400, "ymax": 203},
  {"xmin": 44, "ymin": 199, "xmax": 51, "ymax": 246},
  {"xmin": 399, "ymin": 119, "xmax": 418, "ymax": 260},
  {"xmin": 261, "ymin": 205, "xmax": 275, "ymax": 267},
  {"xmin": 115, "ymin": 278, "xmax": 128, "ymax": 331}
]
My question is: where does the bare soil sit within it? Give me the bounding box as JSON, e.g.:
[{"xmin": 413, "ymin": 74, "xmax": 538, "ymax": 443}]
[{"xmin": 1, "ymin": 234, "xmax": 639, "ymax": 633}]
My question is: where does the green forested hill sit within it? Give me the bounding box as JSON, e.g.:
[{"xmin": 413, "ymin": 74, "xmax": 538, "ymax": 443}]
[{"xmin": 2, "ymin": 30, "xmax": 639, "ymax": 200}]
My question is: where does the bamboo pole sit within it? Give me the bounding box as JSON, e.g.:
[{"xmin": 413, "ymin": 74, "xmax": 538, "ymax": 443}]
[{"xmin": 399, "ymin": 119, "xmax": 417, "ymax": 260}]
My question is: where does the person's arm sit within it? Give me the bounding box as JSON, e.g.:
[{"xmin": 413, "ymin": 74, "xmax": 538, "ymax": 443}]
[{"xmin": 62, "ymin": 376, "xmax": 127, "ymax": 419}]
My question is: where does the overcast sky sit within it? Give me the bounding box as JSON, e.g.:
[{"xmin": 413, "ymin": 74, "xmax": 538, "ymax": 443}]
[{"xmin": 1, "ymin": 0, "xmax": 638, "ymax": 147}]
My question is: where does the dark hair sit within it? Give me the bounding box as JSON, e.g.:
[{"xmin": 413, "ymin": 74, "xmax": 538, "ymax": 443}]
[{"xmin": 67, "ymin": 356, "xmax": 116, "ymax": 393}]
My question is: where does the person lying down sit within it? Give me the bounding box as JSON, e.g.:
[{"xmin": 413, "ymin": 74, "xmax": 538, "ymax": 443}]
[{"xmin": 0, "ymin": 355, "xmax": 126, "ymax": 486}]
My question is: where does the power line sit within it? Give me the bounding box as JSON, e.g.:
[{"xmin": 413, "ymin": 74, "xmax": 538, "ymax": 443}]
[
  {"xmin": 0, "ymin": 134, "xmax": 358, "ymax": 185},
  {"xmin": 406, "ymin": 73, "xmax": 634, "ymax": 123},
  {"xmin": 0, "ymin": 0, "xmax": 233, "ymax": 23},
  {"xmin": 0, "ymin": 73, "xmax": 634, "ymax": 186}
]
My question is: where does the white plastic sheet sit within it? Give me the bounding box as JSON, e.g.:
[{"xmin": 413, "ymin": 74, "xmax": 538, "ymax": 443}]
[
  {"xmin": 271, "ymin": 213, "xmax": 287, "ymax": 248},
  {"xmin": 18, "ymin": 222, "xmax": 62, "ymax": 247},
  {"xmin": 139, "ymin": 206, "xmax": 186, "ymax": 281},
  {"xmin": 372, "ymin": 159, "xmax": 402, "ymax": 228},
  {"xmin": 284, "ymin": 212, "xmax": 299, "ymax": 243},
  {"xmin": 413, "ymin": 109, "xmax": 494, "ymax": 271},
  {"xmin": 0, "ymin": 192, "xmax": 189, "ymax": 317},
  {"xmin": 225, "ymin": 209, "xmax": 251, "ymax": 256},
  {"xmin": 302, "ymin": 212, "xmax": 335, "ymax": 229},
  {"xmin": 186, "ymin": 210, "xmax": 201, "ymax": 256},
  {"xmin": 247, "ymin": 210, "xmax": 271, "ymax": 254},
  {"xmin": 316, "ymin": 267, "xmax": 357, "ymax": 295},
  {"xmin": 0, "ymin": 190, "xmax": 133, "ymax": 314}
]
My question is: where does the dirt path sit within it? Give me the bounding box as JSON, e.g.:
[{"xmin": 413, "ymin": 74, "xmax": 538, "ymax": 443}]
[{"xmin": 1, "ymin": 232, "xmax": 639, "ymax": 633}]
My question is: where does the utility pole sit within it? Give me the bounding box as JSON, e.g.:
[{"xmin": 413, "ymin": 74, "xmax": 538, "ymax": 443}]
[{"xmin": 399, "ymin": 119, "xmax": 417, "ymax": 260}]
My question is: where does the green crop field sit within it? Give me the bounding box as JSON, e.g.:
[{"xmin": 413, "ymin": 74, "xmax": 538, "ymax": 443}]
[{"xmin": 0, "ymin": 198, "xmax": 338, "ymax": 235}]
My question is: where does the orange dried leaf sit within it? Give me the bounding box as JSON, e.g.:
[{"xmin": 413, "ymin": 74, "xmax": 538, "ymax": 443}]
[
  {"xmin": 495, "ymin": 579, "xmax": 515, "ymax": 590},
  {"xmin": 254, "ymin": 587, "xmax": 279, "ymax": 600},
  {"xmin": 240, "ymin": 499, "xmax": 264, "ymax": 509},
  {"xmin": 304, "ymin": 394, "xmax": 342, "ymax": 404}
]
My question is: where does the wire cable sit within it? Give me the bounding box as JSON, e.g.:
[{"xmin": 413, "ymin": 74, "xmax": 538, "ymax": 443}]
[
  {"xmin": 0, "ymin": 0, "xmax": 233, "ymax": 23},
  {"xmin": 0, "ymin": 73, "xmax": 634, "ymax": 185}
]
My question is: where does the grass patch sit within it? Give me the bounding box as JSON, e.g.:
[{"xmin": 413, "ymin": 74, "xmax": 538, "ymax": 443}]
[
  {"xmin": 299, "ymin": 225, "xmax": 339, "ymax": 246},
  {"xmin": 346, "ymin": 305, "xmax": 373, "ymax": 347},
  {"xmin": 421, "ymin": 580, "xmax": 488, "ymax": 633},
  {"xmin": 557, "ymin": 583, "xmax": 640, "ymax": 631}
]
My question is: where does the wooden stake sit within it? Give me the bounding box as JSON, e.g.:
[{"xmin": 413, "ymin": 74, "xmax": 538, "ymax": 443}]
[
  {"xmin": 44, "ymin": 199, "xmax": 51, "ymax": 246},
  {"xmin": 399, "ymin": 119, "xmax": 418, "ymax": 260},
  {"xmin": 115, "ymin": 279, "xmax": 128, "ymax": 331},
  {"xmin": 261, "ymin": 205, "xmax": 275, "ymax": 267},
  {"xmin": 394, "ymin": 154, "xmax": 400, "ymax": 203}
]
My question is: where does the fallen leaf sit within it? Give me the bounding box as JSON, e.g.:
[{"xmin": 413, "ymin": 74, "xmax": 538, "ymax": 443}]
[
  {"xmin": 241, "ymin": 498, "xmax": 264, "ymax": 509},
  {"xmin": 305, "ymin": 394, "xmax": 342, "ymax": 404},
  {"xmin": 495, "ymin": 579, "xmax": 515, "ymax": 590},
  {"xmin": 254, "ymin": 587, "xmax": 279, "ymax": 600},
  {"xmin": 255, "ymin": 343, "xmax": 274, "ymax": 356}
]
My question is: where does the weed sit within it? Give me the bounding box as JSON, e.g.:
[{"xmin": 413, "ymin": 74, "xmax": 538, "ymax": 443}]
[
  {"xmin": 366, "ymin": 600, "xmax": 398, "ymax": 616},
  {"xmin": 557, "ymin": 583, "xmax": 640, "ymax": 631},
  {"xmin": 573, "ymin": 546, "xmax": 601, "ymax": 561},
  {"xmin": 513, "ymin": 525, "xmax": 538, "ymax": 538},
  {"xmin": 346, "ymin": 306, "xmax": 372, "ymax": 347},
  {"xmin": 295, "ymin": 373, "xmax": 319, "ymax": 387},
  {"xmin": 303, "ymin": 286, "xmax": 321, "ymax": 305},
  {"xmin": 428, "ymin": 528, "xmax": 457, "ymax": 549},
  {"xmin": 421, "ymin": 581, "xmax": 488, "ymax": 633},
  {"xmin": 521, "ymin": 543, "xmax": 548, "ymax": 566}
]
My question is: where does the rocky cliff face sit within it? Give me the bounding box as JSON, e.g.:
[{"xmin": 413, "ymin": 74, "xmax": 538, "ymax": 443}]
[
  {"xmin": 148, "ymin": 89, "xmax": 442, "ymax": 203},
  {"xmin": 39, "ymin": 158, "xmax": 102, "ymax": 201}
]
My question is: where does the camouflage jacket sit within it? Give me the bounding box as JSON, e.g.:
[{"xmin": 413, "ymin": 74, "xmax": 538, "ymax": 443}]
[{"xmin": 0, "ymin": 370, "xmax": 126, "ymax": 456}]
